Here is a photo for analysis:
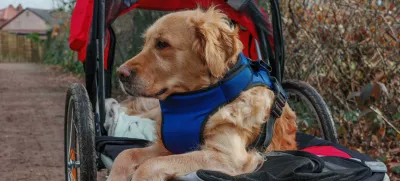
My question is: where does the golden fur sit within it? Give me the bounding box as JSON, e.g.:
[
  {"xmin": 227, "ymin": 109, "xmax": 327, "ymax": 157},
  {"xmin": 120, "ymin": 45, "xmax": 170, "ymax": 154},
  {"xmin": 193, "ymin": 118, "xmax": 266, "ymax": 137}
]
[
  {"xmin": 108, "ymin": 7, "xmax": 298, "ymax": 181},
  {"xmin": 120, "ymin": 97, "xmax": 160, "ymax": 121}
]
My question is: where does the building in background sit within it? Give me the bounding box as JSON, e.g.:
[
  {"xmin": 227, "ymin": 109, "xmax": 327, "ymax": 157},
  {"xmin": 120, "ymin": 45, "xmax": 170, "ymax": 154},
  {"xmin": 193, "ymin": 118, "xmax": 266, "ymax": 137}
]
[
  {"xmin": 0, "ymin": 8, "xmax": 67, "ymax": 39},
  {"xmin": 0, "ymin": 4, "xmax": 23, "ymax": 27}
]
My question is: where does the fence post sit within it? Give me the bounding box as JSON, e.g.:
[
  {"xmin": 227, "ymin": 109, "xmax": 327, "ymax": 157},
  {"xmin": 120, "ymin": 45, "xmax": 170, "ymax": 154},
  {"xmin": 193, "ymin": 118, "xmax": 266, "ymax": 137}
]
[
  {"xmin": 0, "ymin": 32, "xmax": 4, "ymax": 61},
  {"xmin": 27, "ymin": 39, "xmax": 33, "ymax": 62},
  {"xmin": 9, "ymin": 33, "xmax": 17, "ymax": 62},
  {"xmin": 17, "ymin": 35, "xmax": 25, "ymax": 62},
  {"xmin": 38, "ymin": 44, "xmax": 44, "ymax": 63},
  {"xmin": 0, "ymin": 32, "xmax": 10, "ymax": 62},
  {"xmin": 32, "ymin": 41, "xmax": 39, "ymax": 63}
]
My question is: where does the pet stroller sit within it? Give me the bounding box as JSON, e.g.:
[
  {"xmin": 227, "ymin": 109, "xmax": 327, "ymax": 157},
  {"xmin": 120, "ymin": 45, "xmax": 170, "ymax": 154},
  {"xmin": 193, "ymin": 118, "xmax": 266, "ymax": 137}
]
[{"xmin": 65, "ymin": 0, "xmax": 388, "ymax": 180}]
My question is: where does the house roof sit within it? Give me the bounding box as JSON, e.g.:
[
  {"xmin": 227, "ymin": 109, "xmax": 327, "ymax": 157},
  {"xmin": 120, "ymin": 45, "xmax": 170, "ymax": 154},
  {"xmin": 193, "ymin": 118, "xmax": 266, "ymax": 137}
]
[
  {"xmin": 0, "ymin": 7, "xmax": 69, "ymax": 30},
  {"xmin": 0, "ymin": 8, "xmax": 56, "ymax": 29},
  {"xmin": 27, "ymin": 8, "xmax": 53, "ymax": 24}
]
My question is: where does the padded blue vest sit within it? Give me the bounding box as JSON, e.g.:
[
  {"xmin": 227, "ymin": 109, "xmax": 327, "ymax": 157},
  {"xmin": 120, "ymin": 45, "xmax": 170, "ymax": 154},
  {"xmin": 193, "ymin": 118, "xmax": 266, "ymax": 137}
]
[{"xmin": 160, "ymin": 53, "xmax": 273, "ymax": 154}]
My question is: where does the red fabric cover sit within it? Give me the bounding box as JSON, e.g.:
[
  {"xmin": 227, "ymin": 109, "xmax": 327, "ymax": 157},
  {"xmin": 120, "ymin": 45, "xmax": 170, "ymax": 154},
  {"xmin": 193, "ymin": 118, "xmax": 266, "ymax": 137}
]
[
  {"xmin": 301, "ymin": 146, "xmax": 352, "ymax": 159},
  {"xmin": 69, "ymin": 0, "xmax": 94, "ymax": 52},
  {"xmin": 69, "ymin": 0, "xmax": 273, "ymax": 66},
  {"xmin": 69, "ymin": 0, "xmax": 110, "ymax": 69}
]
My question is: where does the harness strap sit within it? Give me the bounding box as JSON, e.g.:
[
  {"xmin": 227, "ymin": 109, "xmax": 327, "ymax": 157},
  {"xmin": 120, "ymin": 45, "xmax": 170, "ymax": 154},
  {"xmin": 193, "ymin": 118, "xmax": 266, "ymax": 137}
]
[{"xmin": 249, "ymin": 77, "xmax": 287, "ymax": 151}]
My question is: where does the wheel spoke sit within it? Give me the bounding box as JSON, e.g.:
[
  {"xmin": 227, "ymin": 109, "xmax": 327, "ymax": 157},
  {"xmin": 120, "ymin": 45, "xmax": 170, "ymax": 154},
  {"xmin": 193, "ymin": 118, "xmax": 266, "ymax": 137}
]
[
  {"xmin": 73, "ymin": 120, "xmax": 78, "ymax": 136},
  {"xmin": 68, "ymin": 169, "xmax": 72, "ymax": 181},
  {"xmin": 67, "ymin": 103, "xmax": 79, "ymax": 181},
  {"xmin": 68, "ymin": 164, "xmax": 78, "ymax": 181},
  {"xmin": 68, "ymin": 109, "xmax": 74, "ymax": 161}
]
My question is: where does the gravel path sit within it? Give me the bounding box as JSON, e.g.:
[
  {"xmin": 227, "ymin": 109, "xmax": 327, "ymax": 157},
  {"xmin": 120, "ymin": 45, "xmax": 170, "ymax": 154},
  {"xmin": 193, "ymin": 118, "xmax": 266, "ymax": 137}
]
[{"xmin": 0, "ymin": 63, "xmax": 84, "ymax": 181}]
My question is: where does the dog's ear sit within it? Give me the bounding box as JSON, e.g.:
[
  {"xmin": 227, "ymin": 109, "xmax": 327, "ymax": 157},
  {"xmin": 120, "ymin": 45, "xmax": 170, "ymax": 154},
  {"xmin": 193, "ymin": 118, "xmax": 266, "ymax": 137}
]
[{"xmin": 191, "ymin": 7, "xmax": 243, "ymax": 78}]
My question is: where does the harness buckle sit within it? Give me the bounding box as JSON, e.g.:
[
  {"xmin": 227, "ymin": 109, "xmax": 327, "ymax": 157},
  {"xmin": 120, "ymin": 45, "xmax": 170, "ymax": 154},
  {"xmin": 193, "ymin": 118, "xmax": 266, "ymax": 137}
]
[
  {"xmin": 261, "ymin": 60, "xmax": 272, "ymax": 72},
  {"xmin": 249, "ymin": 59, "xmax": 272, "ymax": 73},
  {"xmin": 270, "ymin": 78, "xmax": 286, "ymax": 118},
  {"xmin": 272, "ymin": 91, "xmax": 286, "ymax": 118}
]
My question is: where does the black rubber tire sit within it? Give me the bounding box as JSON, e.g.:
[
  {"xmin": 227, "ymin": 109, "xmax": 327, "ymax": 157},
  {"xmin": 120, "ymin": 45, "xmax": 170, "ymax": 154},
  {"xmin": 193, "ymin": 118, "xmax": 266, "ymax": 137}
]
[
  {"xmin": 64, "ymin": 83, "xmax": 97, "ymax": 181},
  {"xmin": 282, "ymin": 79, "xmax": 338, "ymax": 143}
]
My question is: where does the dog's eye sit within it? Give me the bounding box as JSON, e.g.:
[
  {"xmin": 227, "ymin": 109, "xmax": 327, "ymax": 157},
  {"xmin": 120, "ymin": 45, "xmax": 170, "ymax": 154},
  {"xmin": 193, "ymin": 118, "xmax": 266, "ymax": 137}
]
[{"xmin": 156, "ymin": 40, "xmax": 169, "ymax": 50}]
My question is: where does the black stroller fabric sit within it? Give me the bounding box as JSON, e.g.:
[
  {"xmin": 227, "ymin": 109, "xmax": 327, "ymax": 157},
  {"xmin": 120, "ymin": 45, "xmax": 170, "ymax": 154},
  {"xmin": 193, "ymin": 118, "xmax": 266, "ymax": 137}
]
[
  {"xmin": 96, "ymin": 133, "xmax": 386, "ymax": 181},
  {"xmin": 196, "ymin": 151, "xmax": 372, "ymax": 181},
  {"xmin": 95, "ymin": 136, "xmax": 150, "ymax": 159},
  {"xmin": 196, "ymin": 133, "xmax": 385, "ymax": 181}
]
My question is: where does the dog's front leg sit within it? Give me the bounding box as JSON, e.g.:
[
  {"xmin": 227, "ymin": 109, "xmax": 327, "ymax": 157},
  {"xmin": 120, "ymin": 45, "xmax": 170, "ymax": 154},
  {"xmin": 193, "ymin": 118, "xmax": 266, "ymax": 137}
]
[
  {"xmin": 107, "ymin": 143, "xmax": 170, "ymax": 181},
  {"xmin": 131, "ymin": 150, "xmax": 243, "ymax": 181}
]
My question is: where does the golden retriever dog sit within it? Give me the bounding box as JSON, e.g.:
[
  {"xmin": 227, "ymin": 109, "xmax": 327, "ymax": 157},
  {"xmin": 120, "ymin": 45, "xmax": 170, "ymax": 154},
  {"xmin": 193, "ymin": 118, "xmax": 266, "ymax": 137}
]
[{"xmin": 107, "ymin": 7, "xmax": 298, "ymax": 181}]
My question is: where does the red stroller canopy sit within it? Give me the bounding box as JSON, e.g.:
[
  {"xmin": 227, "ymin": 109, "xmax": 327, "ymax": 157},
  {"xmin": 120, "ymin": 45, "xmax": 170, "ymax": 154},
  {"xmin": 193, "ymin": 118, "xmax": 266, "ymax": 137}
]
[{"xmin": 69, "ymin": 0, "xmax": 273, "ymax": 68}]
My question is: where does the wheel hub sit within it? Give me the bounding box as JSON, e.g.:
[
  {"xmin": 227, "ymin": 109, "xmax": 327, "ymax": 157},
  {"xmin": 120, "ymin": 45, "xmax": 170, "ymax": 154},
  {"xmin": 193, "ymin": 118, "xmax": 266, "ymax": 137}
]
[{"xmin": 68, "ymin": 160, "xmax": 80, "ymax": 169}]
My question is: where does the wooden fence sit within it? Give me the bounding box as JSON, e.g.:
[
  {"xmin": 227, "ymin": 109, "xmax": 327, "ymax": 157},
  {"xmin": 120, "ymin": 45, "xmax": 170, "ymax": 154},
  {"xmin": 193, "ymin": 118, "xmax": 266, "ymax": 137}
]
[{"xmin": 0, "ymin": 31, "xmax": 44, "ymax": 63}]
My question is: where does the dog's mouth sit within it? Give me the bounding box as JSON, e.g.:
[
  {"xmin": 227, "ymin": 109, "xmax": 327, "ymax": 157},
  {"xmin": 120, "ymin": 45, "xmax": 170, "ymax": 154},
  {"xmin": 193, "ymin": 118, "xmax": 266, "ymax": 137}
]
[
  {"xmin": 155, "ymin": 88, "xmax": 168, "ymax": 96},
  {"xmin": 120, "ymin": 78, "xmax": 168, "ymax": 99},
  {"xmin": 142, "ymin": 88, "xmax": 168, "ymax": 98},
  {"xmin": 119, "ymin": 81, "xmax": 143, "ymax": 97}
]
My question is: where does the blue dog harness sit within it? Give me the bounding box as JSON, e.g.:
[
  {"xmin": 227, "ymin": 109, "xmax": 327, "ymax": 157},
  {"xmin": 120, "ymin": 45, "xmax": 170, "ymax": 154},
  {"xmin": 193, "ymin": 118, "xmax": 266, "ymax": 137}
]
[{"xmin": 160, "ymin": 53, "xmax": 287, "ymax": 154}]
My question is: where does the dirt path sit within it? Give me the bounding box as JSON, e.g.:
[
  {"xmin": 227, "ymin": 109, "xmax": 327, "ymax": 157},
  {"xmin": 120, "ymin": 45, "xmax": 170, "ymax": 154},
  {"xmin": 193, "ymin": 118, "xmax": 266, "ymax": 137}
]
[{"xmin": 0, "ymin": 63, "xmax": 84, "ymax": 181}]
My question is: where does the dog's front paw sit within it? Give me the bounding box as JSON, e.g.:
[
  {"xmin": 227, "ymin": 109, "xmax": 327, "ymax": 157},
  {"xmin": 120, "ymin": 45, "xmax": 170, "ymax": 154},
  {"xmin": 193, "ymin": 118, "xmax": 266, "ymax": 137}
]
[
  {"xmin": 107, "ymin": 162, "xmax": 141, "ymax": 181},
  {"xmin": 131, "ymin": 161, "xmax": 170, "ymax": 181},
  {"xmin": 107, "ymin": 175, "xmax": 130, "ymax": 181}
]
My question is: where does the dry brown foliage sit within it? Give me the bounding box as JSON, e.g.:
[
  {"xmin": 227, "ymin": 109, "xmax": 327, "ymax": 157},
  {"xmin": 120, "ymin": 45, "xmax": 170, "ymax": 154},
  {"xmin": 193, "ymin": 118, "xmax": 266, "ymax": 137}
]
[{"xmin": 278, "ymin": 0, "xmax": 399, "ymax": 178}]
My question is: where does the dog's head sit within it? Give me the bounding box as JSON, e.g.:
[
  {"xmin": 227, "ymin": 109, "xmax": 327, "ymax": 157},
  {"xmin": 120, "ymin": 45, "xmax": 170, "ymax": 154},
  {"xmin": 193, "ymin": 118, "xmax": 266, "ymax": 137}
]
[{"xmin": 117, "ymin": 7, "xmax": 243, "ymax": 99}]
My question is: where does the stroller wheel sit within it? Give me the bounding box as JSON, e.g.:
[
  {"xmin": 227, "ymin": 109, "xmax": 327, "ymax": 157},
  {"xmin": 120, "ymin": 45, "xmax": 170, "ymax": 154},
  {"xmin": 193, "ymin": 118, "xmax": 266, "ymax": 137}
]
[
  {"xmin": 64, "ymin": 84, "xmax": 97, "ymax": 181},
  {"xmin": 283, "ymin": 80, "xmax": 338, "ymax": 143}
]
